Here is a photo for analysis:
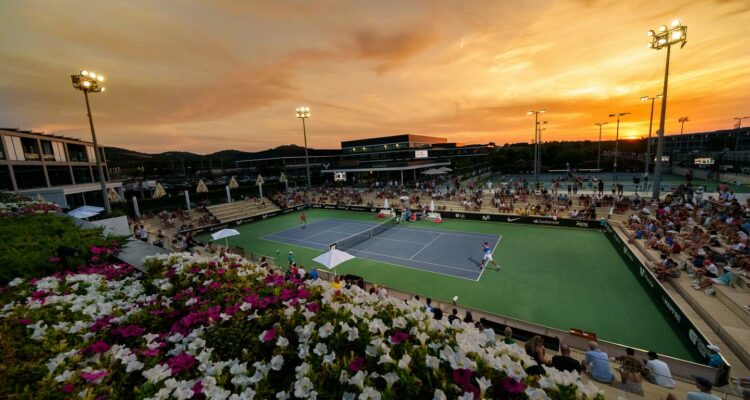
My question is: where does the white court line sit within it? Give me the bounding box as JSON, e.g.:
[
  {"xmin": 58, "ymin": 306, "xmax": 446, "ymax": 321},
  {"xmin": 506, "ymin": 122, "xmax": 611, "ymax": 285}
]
[
  {"xmin": 476, "ymin": 234, "xmax": 503, "ymax": 282},
  {"xmin": 263, "ymin": 233, "xmax": 480, "ymax": 280},
  {"xmin": 327, "ymin": 230, "xmax": 434, "ymax": 246},
  {"xmin": 299, "ymin": 222, "xmax": 357, "ymax": 241},
  {"xmin": 409, "ymin": 233, "xmax": 443, "ymax": 260}
]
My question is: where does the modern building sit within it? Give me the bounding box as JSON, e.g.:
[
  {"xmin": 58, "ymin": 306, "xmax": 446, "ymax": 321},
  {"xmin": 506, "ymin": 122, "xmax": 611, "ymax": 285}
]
[
  {"xmin": 235, "ymin": 134, "xmax": 496, "ymax": 184},
  {"xmin": 0, "ymin": 128, "xmax": 122, "ymax": 208}
]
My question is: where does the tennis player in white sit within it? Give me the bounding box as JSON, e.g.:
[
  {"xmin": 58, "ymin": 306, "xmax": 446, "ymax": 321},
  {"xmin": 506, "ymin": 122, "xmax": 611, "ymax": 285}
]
[{"xmin": 481, "ymin": 241, "xmax": 500, "ymax": 271}]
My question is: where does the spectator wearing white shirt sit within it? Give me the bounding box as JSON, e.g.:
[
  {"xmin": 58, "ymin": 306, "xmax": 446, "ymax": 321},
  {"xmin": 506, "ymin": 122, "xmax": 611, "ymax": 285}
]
[{"xmin": 644, "ymin": 351, "xmax": 675, "ymax": 389}]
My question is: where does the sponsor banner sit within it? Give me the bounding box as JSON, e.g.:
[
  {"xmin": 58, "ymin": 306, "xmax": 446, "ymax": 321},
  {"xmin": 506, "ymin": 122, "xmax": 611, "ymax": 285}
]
[
  {"xmin": 308, "ymin": 204, "xmax": 600, "ymax": 229},
  {"xmin": 605, "ymin": 226, "xmax": 711, "ymax": 365}
]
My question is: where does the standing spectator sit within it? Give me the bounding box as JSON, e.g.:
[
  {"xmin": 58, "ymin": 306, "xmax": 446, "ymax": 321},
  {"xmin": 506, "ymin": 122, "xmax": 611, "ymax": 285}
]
[
  {"xmin": 552, "ymin": 344, "xmax": 582, "ymax": 373},
  {"xmin": 524, "ymin": 335, "xmax": 547, "ymax": 366},
  {"xmin": 583, "ymin": 341, "xmax": 614, "ymax": 383},
  {"xmin": 644, "ymin": 351, "xmax": 675, "ymax": 388}
]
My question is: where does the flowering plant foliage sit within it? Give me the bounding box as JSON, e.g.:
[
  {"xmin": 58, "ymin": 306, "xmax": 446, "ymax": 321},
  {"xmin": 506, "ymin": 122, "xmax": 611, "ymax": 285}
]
[
  {"xmin": 0, "ymin": 199, "xmax": 61, "ymax": 217},
  {"xmin": 0, "ymin": 252, "xmax": 605, "ymax": 399}
]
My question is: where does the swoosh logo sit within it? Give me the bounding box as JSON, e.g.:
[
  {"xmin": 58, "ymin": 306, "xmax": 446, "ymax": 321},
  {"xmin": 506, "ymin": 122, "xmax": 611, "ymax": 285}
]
[{"xmin": 507, "ymin": 217, "xmax": 520, "ymax": 222}]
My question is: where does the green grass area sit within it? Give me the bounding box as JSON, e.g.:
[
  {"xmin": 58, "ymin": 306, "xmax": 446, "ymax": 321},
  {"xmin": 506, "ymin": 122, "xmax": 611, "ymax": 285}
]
[{"xmin": 199, "ymin": 209, "xmax": 696, "ymax": 361}]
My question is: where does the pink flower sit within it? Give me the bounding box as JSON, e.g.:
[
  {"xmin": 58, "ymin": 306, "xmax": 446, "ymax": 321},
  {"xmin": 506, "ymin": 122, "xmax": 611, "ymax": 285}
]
[
  {"xmin": 112, "ymin": 324, "xmax": 145, "ymax": 338},
  {"xmin": 48, "ymin": 256, "xmax": 61, "ymax": 263},
  {"xmin": 139, "ymin": 348, "xmax": 161, "ymax": 357},
  {"xmin": 452, "ymin": 368, "xmax": 480, "ymax": 399},
  {"xmin": 85, "ymin": 340, "xmax": 111, "ymax": 354},
  {"xmin": 306, "ymin": 303, "xmax": 319, "ymax": 313},
  {"xmin": 81, "ymin": 370, "xmax": 109, "ymax": 384},
  {"xmin": 500, "ymin": 376, "xmax": 525, "ymax": 394},
  {"xmin": 261, "ymin": 327, "xmax": 277, "ymax": 342},
  {"xmin": 91, "ymin": 246, "xmax": 103, "ymax": 255},
  {"xmin": 31, "ymin": 290, "xmax": 47, "ymax": 299},
  {"xmin": 167, "ymin": 352, "xmax": 196, "ymax": 375},
  {"xmin": 390, "ymin": 331, "xmax": 409, "ymax": 345},
  {"xmin": 349, "ymin": 357, "xmax": 365, "ymax": 372},
  {"xmin": 192, "ymin": 380, "xmax": 203, "ymax": 395},
  {"xmin": 18, "ymin": 318, "xmax": 32, "ymax": 325},
  {"xmin": 59, "ymin": 383, "xmax": 74, "ymax": 393}
]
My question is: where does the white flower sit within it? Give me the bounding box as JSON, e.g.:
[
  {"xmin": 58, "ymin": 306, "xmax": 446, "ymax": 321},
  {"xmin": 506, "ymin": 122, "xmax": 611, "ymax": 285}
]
[
  {"xmin": 358, "ymin": 386, "xmax": 381, "ymax": 400},
  {"xmin": 276, "ymin": 391, "xmax": 290, "ymax": 400},
  {"xmin": 432, "ymin": 389, "xmax": 447, "ymax": 400},
  {"xmin": 143, "ymin": 363, "xmax": 171, "ymax": 384},
  {"xmin": 276, "ymin": 336, "xmax": 289, "ymax": 347},
  {"xmin": 185, "ymin": 297, "xmax": 198, "ymax": 306},
  {"xmin": 416, "ymin": 332, "xmax": 429, "ymax": 345},
  {"xmin": 348, "ymin": 371, "xmax": 366, "ymax": 389},
  {"xmin": 313, "ymin": 343, "xmax": 328, "ymax": 356},
  {"xmin": 294, "ymin": 377, "xmax": 314, "ymax": 398},
  {"xmin": 323, "ymin": 351, "xmax": 336, "ymax": 365},
  {"xmin": 339, "ymin": 370, "xmax": 349, "ymax": 384},
  {"xmin": 524, "ymin": 387, "xmax": 551, "ymax": 400},
  {"xmin": 377, "ymin": 352, "xmax": 395, "ymax": 365},
  {"xmin": 270, "ymin": 355, "xmax": 284, "ymax": 371},
  {"xmin": 240, "ymin": 302, "xmax": 253, "ymax": 311},
  {"xmin": 318, "ymin": 322, "xmax": 334, "ymax": 338},
  {"xmin": 342, "ymin": 393, "xmax": 356, "ymax": 400},
  {"xmin": 347, "ymin": 327, "xmax": 359, "ymax": 341},
  {"xmin": 397, "ymin": 354, "xmax": 411, "ymax": 370},
  {"xmin": 8, "ymin": 277, "xmax": 23, "ymax": 287},
  {"xmin": 381, "ymin": 372, "xmax": 399, "ymax": 390},
  {"xmin": 476, "ymin": 376, "xmax": 492, "ymax": 397},
  {"xmin": 457, "ymin": 392, "xmax": 474, "ymax": 400},
  {"xmin": 425, "ymin": 354, "xmax": 440, "ymax": 370},
  {"xmin": 54, "ymin": 369, "xmax": 74, "ymax": 383}
]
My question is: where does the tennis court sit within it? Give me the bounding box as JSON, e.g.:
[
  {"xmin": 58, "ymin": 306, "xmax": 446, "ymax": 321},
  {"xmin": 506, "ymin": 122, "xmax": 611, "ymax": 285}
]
[{"xmin": 262, "ymin": 218, "xmax": 500, "ymax": 280}]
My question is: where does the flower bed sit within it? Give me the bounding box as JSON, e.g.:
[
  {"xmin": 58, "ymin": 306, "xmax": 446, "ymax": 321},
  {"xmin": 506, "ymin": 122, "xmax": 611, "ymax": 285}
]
[{"xmin": 0, "ymin": 253, "xmax": 605, "ymax": 399}]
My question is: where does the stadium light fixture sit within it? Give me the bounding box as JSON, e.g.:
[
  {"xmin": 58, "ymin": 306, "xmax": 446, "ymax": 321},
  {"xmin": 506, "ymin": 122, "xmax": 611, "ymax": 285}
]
[
  {"xmin": 641, "ymin": 94, "xmax": 663, "ymax": 178},
  {"xmin": 594, "ymin": 122, "xmax": 608, "ymax": 171},
  {"xmin": 608, "ymin": 112, "xmax": 631, "ymax": 181},
  {"xmin": 646, "ymin": 19, "xmax": 687, "ymax": 200},
  {"xmin": 296, "ymin": 106, "xmax": 312, "ymax": 188},
  {"xmin": 71, "ymin": 69, "xmax": 110, "ymax": 213},
  {"xmin": 527, "ymin": 109, "xmax": 546, "ymax": 185},
  {"xmin": 734, "ymin": 116, "xmax": 750, "ymax": 151}
]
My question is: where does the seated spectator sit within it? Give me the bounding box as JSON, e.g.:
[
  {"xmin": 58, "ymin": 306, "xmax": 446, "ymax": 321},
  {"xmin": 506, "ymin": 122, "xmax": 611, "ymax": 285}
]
[
  {"xmin": 693, "ymin": 267, "xmax": 734, "ymax": 290},
  {"xmin": 618, "ymin": 369, "xmax": 644, "ymax": 396},
  {"xmin": 448, "ymin": 308, "xmax": 461, "ymax": 324},
  {"xmin": 503, "ymin": 327, "xmax": 515, "ymax": 345},
  {"xmin": 643, "ymin": 351, "xmax": 675, "ymax": 389},
  {"xmin": 614, "ymin": 348, "xmax": 642, "ymax": 378},
  {"xmin": 524, "ymin": 335, "xmax": 547, "ymax": 366},
  {"xmin": 331, "ymin": 276, "xmax": 342, "ymax": 290},
  {"xmin": 308, "ymin": 267, "xmax": 319, "ymax": 280},
  {"xmin": 693, "ymin": 260, "xmax": 719, "ymax": 280},
  {"xmin": 258, "ymin": 256, "xmax": 269, "ymax": 270},
  {"xmin": 666, "ymin": 376, "xmax": 720, "ymax": 400},
  {"xmin": 583, "ymin": 341, "xmax": 614, "ymax": 383},
  {"xmin": 552, "ymin": 344, "xmax": 582, "ymax": 373},
  {"xmin": 464, "ymin": 310, "xmax": 474, "ymax": 323},
  {"xmin": 707, "ymin": 345, "xmax": 723, "ymax": 368},
  {"xmin": 431, "ymin": 307, "xmax": 443, "ymax": 320}
]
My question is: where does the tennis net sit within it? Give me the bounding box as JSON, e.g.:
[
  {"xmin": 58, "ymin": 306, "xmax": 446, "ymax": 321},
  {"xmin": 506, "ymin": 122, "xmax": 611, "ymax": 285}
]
[{"xmin": 331, "ymin": 217, "xmax": 396, "ymax": 251}]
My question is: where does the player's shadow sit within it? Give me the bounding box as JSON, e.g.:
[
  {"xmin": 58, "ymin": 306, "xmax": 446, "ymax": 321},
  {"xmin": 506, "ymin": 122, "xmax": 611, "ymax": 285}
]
[{"xmin": 468, "ymin": 256, "xmax": 482, "ymax": 267}]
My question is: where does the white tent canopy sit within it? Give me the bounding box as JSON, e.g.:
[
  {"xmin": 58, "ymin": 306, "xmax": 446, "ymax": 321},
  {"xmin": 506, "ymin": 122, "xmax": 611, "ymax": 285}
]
[
  {"xmin": 383, "ymin": 198, "xmax": 389, "ymax": 209},
  {"xmin": 108, "ymin": 188, "xmax": 123, "ymax": 203},
  {"xmin": 313, "ymin": 248, "xmax": 355, "ymax": 270},
  {"xmin": 421, "ymin": 168, "xmax": 444, "ymax": 175},
  {"xmin": 211, "ymin": 228, "xmax": 240, "ymax": 247},
  {"xmin": 437, "ymin": 167, "xmax": 453, "ymax": 173},
  {"xmin": 229, "ymin": 176, "xmax": 239, "ymax": 189},
  {"xmin": 153, "ymin": 183, "xmax": 167, "ymax": 199},
  {"xmin": 67, "ymin": 205, "xmax": 105, "ymax": 219},
  {"xmin": 196, "ymin": 179, "xmax": 209, "ymax": 193}
]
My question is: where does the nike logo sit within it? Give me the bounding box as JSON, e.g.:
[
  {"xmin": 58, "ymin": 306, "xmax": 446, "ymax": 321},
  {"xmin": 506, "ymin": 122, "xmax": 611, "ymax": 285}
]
[{"xmin": 507, "ymin": 217, "xmax": 520, "ymax": 222}]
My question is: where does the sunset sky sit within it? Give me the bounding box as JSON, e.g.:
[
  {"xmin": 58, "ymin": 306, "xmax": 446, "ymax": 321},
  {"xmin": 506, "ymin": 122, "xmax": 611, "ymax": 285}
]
[{"xmin": 1, "ymin": 0, "xmax": 749, "ymax": 154}]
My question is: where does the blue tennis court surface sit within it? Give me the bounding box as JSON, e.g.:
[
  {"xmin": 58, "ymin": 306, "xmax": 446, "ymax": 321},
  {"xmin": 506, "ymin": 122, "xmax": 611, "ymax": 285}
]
[{"xmin": 261, "ymin": 218, "xmax": 502, "ymax": 280}]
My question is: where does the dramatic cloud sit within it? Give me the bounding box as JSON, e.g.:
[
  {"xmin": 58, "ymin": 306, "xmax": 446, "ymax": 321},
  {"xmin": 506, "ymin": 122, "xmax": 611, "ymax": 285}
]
[{"xmin": 0, "ymin": 0, "xmax": 748, "ymax": 153}]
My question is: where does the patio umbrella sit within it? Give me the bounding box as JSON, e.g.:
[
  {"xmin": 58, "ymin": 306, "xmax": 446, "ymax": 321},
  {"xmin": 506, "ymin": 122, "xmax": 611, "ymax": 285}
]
[
  {"xmin": 421, "ymin": 169, "xmax": 441, "ymax": 175},
  {"xmin": 313, "ymin": 248, "xmax": 355, "ymax": 273},
  {"xmin": 211, "ymin": 228, "xmax": 240, "ymax": 247},
  {"xmin": 383, "ymin": 198, "xmax": 389, "ymax": 209},
  {"xmin": 438, "ymin": 167, "xmax": 453, "ymax": 173},
  {"xmin": 67, "ymin": 205, "xmax": 105, "ymax": 219},
  {"xmin": 196, "ymin": 179, "xmax": 208, "ymax": 193},
  {"xmin": 229, "ymin": 176, "xmax": 239, "ymax": 189},
  {"xmin": 399, "ymin": 196, "xmax": 409, "ymax": 201},
  {"xmin": 430, "ymin": 200, "xmax": 435, "ymax": 212},
  {"xmin": 108, "ymin": 188, "xmax": 124, "ymax": 203},
  {"xmin": 153, "ymin": 183, "xmax": 167, "ymax": 199}
]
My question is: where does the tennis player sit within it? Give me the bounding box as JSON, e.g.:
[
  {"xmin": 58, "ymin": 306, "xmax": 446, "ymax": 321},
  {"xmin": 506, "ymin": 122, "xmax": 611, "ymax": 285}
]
[
  {"xmin": 300, "ymin": 212, "xmax": 307, "ymax": 225},
  {"xmin": 481, "ymin": 241, "xmax": 500, "ymax": 271}
]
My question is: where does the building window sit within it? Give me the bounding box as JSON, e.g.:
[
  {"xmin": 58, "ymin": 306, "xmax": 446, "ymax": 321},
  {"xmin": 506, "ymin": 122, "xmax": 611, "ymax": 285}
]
[
  {"xmin": 0, "ymin": 165, "xmax": 12, "ymax": 190},
  {"xmin": 67, "ymin": 144, "xmax": 88, "ymax": 162},
  {"xmin": 13, "ymin": 165, "xmax": 47, "ymax": 189},
  {"xmin": 47, "ymin": 166, "xmax": 73, "ymax": 186},
  {"xmin": 40, "ymin": 140, "xmax": 55, "ymax": 161},
  {"xmin": 20, "ymin": 138, "xmax": 40, "ymax": 161},
  {"xmin": 72, "ymin": 166, "xmax": 93, "ymax": 184}
]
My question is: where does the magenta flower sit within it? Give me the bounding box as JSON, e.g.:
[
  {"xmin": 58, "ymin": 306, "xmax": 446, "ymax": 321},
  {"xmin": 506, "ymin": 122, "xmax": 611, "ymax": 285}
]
[
  {"xmin": 81, "ymin": 370, "xmax": 109, "ymax": 384},
  {"xmin": 59, "ymin": 383, "xmax": 74, "ymax": 393},
  {"xmin": 112, "ymin": 324, "xmax": 145, "ymax": 338},
  {"xmin": 349, "ymin": 357, "xmax": 365, "ymax": 372},
  {"xmin": 192, "ymin": 380, "xmax": 203, "ymax": 396},
  {"xmin": 91, "ymin": 246, "xmax": 103, "ymax": 255},
  {"xmin": 167, "ymin": 352, "xmax": 196, "ymax": 375},
  {"xmin": 500, "ymin": 376, "xmax": 525, "ymax": 394},
  {"xmin": 86, "ymin": 340, "xmax": 111, "ymax": 354},
  {"xmin": 48, "ymin": 256, "xmax": 61, "ymax": 263},
  {"xmin": 452, "ymin": 368, "xmax": 480, "ymax": 399},
  {"xmin": 306, "ymin": 303, "xmax": 319, "ymax": 313},
  {"xmin": 297, "ymin": 288, "xmax": 309, "ymax": 299},
  {"xmin": 139, "ymin": 348, "xmax": 161, "ymax": 357},
  {"xmin": 261, "ymin": 327, "xmax": 277, "ymax": 342},
  {"xmin": 390, "ymin": 331, "xmax": 409, "ymax": 345},
  {"xmin": 31, "ymin": 290, "xmax": 47, "ymax": 299},
  {"xmin": 18, "ymin": 318, "xmax": 32, "ymax": 325}
]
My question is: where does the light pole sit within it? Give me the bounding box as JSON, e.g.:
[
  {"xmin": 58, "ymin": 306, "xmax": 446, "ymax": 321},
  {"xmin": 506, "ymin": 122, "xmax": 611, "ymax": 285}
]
[
  {"xmin": 595, "ymin": 122, "xmax": 607, "ymax": 171},
  {"xmin": 296, "ymin": 106, "xmax": 311, "ymax": 187},
  {"xmin": 537, "ymin": 120, "xmax": 548, "ymax": 180},
  {"xmin": 609, "ymin": 113, "xmax": 630, "ymax": 181},
  {"xmin": 71, "ymin": 70, "xmax": 110, "ymax": 213},
  {"xmin": 678, "ymin": 116, "xmax": 689, "ymax": 153},
  {"xmin": 527, "ymin": 109, "xmax": 545, "ymax": 185},
  {"xmin": 647, "ymin": 19, "xmax": 688, "ymax": 200},
  {"xmin": 734, "ymin": 116, "xmax": 749, "ymax": 151},
  {"xmin": 640, "ymin": 95, "xmax": 662, "ymax": 178}
]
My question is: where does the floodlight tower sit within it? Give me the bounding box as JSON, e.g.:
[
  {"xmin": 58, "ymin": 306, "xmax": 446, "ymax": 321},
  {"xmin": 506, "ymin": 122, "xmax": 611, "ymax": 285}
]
[
  {"xmin": 595, "ymin": 122, "xmax": 607, "ymax": 171},
  {"xmin": 640, "ymin": 95, "xmax": 662, "ymax": 177},
  {"xmin": 735, "ymin": 116, "xmax": 749, "ymax": 151},
  {"xmin": 527, "ymin": 109, "xmax": 545, "ymax": 184},
  {"xmin": 647, "ymin": 19, "xmax": 687, "ymax": 199},
  {"xmin": 71, "ymin": 69, "xmax": 110, "ymax": 213},
  {"xmin": 608, "ymin": 113, "xmax": 631, "ymax": 181},
  {"xmin": 296, "ymin": 106, "xmax": 311, "ymax": 187}
]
